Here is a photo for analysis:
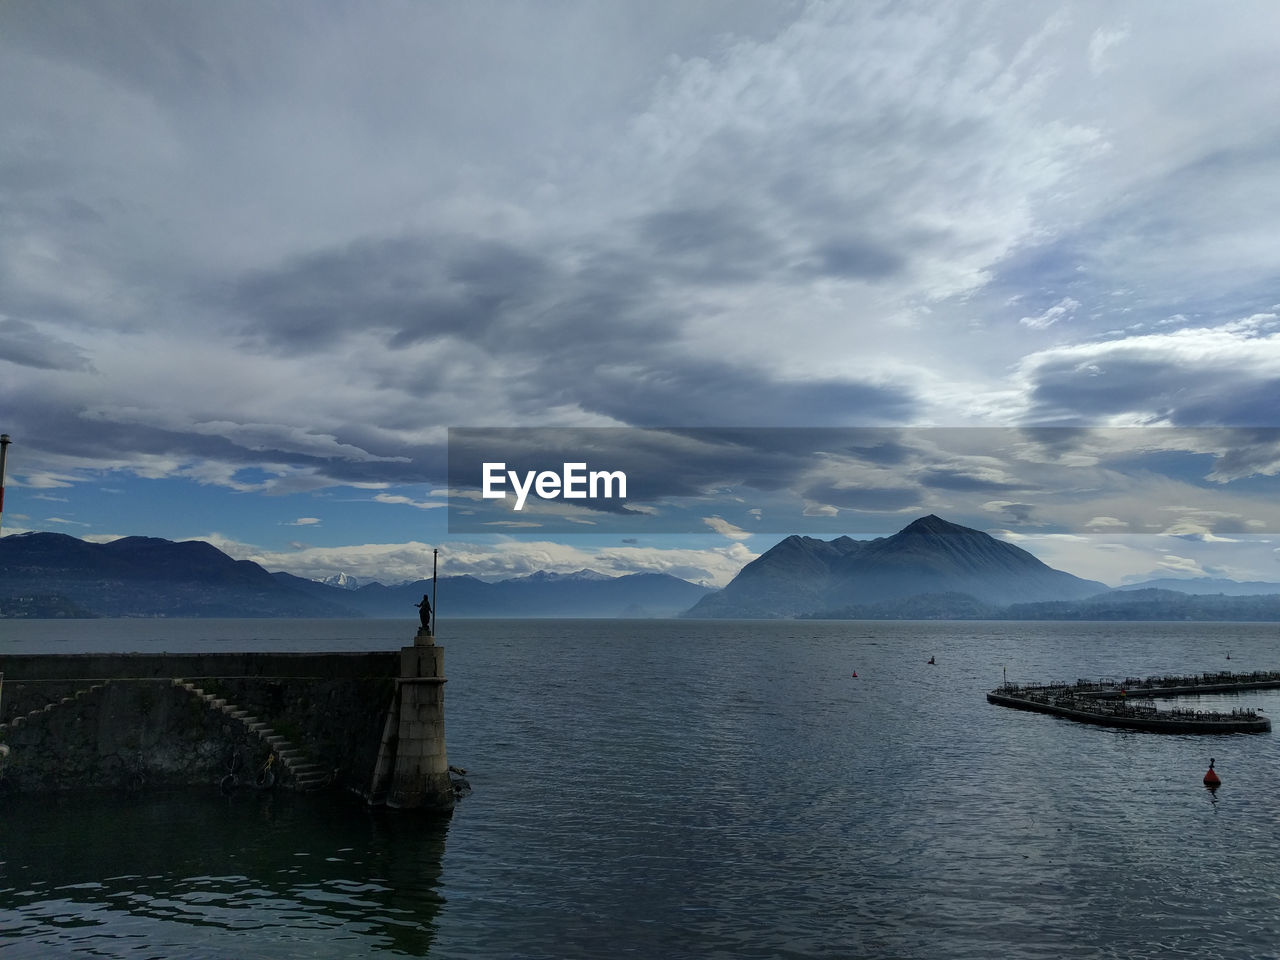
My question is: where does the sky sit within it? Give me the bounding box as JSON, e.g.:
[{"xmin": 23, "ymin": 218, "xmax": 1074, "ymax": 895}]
[{"xmin": 3, "ymin": 1, "xmax": 1280, "ymax": 589}]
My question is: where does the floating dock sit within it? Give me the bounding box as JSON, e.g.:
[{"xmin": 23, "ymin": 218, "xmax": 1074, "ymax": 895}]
[{"xmin": 988, "ymin": 670, "xmax": 1279, "ymax": 734}]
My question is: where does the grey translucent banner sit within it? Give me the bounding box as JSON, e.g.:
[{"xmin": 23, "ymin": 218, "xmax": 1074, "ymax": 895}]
[{"xmin": 447, "ymin": 426, "xmax": 1280, "ymax": 535}]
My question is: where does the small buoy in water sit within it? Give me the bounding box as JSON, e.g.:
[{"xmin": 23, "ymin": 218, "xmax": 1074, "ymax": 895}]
[
  {"xmin": 1204, "ymin": 757, "xmax": 1221, "ymax": 787},
  {"xmin": 927, "ymin": 656, "xmax": 936, "ymax": 665},
  {"xmin": 1227, "ymin": 652, "xmax": 1231, "ymax": 660},
  {"xmin": 851, "ymin": 671, "xmax": 858, "ymax": 678}
]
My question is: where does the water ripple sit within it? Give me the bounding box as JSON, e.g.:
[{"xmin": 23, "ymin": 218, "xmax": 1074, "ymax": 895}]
[{"xmin": 6, "ymin": 619, "xmax": 1280, "ymax": 957}]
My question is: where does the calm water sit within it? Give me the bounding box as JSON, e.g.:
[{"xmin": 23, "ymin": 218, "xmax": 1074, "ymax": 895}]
[{"xmin": 4, "ymin": 618, "xmax": 1280, "ymax": 959}]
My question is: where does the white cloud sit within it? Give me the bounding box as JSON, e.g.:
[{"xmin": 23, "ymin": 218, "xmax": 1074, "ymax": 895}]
[
  {"xmin": 802, "ymin": 503, "xmax": 839, "ymax": 517},
  {"xmin": 703, "ymin": 515, "xmax": 752, "ymax": 540},
  {"xmin": 1085, "ymin": 516, "xmax": 1126, "ymax": 529},
  {"xmin": 206, "ymin": 536, "xmax": 756, "ymax": 588},
  {"xmin": 1088, "ymin": 25, "xmax": 1130, "ymax": 75},
  {"xmin": 373, "ymin": 493, "xmax": 447, "ymax": 510},
  {"xmin": 16, "ymin": 473, "xmax": 77, "ymax": 489},
  {"xmin": 1176, "ymin": 532, "xmax": 1242, "ymax": 544},
  {"xmin": 1157, "ymin": 554, "xmax": 1203, "ymax": 575},
  {"xmin": 1019, "ymin": 297, "xmax": 1081, "ymax": 330}
]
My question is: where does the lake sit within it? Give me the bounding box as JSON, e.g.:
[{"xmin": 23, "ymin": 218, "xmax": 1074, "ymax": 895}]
[{"xmin": 3, "ymin": 618, "xmax": 1280, "ymax": 958}]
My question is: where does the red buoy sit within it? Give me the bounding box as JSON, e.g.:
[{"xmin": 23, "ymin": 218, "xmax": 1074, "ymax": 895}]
[
  {"xmin": 851, "ymin": 671, "xmax": 858, "ymax": 678},
  {"xmin": 1204, "ymin": 758, "xmax": 1221, "ymax": 787}
]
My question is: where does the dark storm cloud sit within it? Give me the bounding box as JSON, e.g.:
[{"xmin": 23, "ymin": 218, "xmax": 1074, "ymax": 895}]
[
  {"xmin": 493, "ymin": 247, "xmax": 669, "ymax": 358},
  {"xmin": 451, "ymin": 425, "xmax": 1136, "ymax": 531},
  {"xmin": 7, "ymin": 399, "xmax": 244, "ymax": 465},
  {"xmin": 232, "ymin": 236, "xmax": 554, "ymax": 354},
  {"xmin": 808, "ymin": 237, "xmax": 905, "ymax": 281},
  {"xmin": 450, "ymin": 428, "xmax": 812, "ymax": 504},
  {"xmin": 565, "ymin": 358, "xmax": 917, "ymax": 428},
  {"xmin": 829, "ymin": 437, "xmax": 918, "ymax": 465},
  {"xmin": 1204, "ymin": 428, "xmax": 1280, "ymax": 480},
  {"xmin": 636, "ymin": 206, "xmax": 782, "ymax": 284},
  {"xmin": 987, "ymin": 502, "xmax": 1038, "ymax": 525},
  {"xmin": 1025, "ymin": 352, "xmax": 1280, "ymax": 426},
  {"xmin": 916, "ymin": 467, "xmax": 1027, "ymax": 493},
  {"xmin": 240, "ymin": 221, "xmax": 919, "ymax": 430},
  {"xmin": 0, "ymin": 318, "xmax": 93, "ymax": 371},
  {"xmin": 231, "ymin": 224, "xmax": 678, "ymax": 383},
  {"xmin": 1168, "ymin": 378, "xmax": 1280, "ymax": 427},
  {"xmin": 390, "ymin": 241, "xmax": 554, "ymax": 349},
  {"xmin": 443, "ymin": 424, "xmax": 1280, "ymax": 534},
  {"xmin": 448, "ymin": 426, "xmax": 935, "ymax": 532},
  {"xmin": 1, "ymin": 390, "xmax": 449, "ymax": 489}
]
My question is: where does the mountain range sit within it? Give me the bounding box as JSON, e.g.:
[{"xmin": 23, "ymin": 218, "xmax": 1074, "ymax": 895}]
[
  {"xmin": 0, "ymin": 532, "xmax": 711, "ymax": 619},
  {"xmin": 0, "ymin": 533, "xmax": 354, "ymax": 618},
  {"xmin": 4, "ymin": 518, "xmax": 1279, "ymax": 620},
  {"xmin": 272, "ymin": 568, "xmax": 712, "ymax": 619}
]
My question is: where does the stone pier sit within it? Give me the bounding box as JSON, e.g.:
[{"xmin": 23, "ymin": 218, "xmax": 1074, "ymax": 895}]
[{"xmin": 0, "ymin": 630, "xmax": 455, "ymax": 812}]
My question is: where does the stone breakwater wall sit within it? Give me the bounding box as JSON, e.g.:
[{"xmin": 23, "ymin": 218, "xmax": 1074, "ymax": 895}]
[
  {"xmin": 2, "ymin": 679, "xmax": 255, "ymax": 791},
  {"xmin": 0, "ymin": 650, "xmax": 449, "ymax": 810}
]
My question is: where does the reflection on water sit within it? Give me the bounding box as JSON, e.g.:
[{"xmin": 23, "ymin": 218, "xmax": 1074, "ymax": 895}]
[{"xmin": 0, "ymin": 789, "xmax": 448, "ymax": 958}]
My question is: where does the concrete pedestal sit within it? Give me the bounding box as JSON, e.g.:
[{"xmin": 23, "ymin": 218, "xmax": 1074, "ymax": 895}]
[{"xmin": 369, "ymin": 629, "xmax": 452, "ymax": 811}]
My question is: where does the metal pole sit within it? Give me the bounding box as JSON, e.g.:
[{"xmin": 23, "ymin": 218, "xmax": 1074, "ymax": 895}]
[
  {"xmin": 0, "ymin": 434, "xmax": 10, "ymax": 536},
  {"xmin": 431, "ymin": 548, "xmax": 438, "ymax": 636}
]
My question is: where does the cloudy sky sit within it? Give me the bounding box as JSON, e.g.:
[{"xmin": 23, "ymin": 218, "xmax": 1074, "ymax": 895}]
[{"xmin": 3, "ymin": 1, "xmax": 1280, "ymax": 588}]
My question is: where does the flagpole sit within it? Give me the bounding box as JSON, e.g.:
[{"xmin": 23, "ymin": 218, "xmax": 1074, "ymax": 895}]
[
  {"xmin": 0, "ymin": 434, "xmax": 11, "ymax": 536},
  {"xmin": 431, "ymin": 548, "xmax": 438, "ymax": 636}
]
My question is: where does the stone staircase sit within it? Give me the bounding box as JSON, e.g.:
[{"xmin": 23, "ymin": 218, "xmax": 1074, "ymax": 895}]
[
  {"xmin": 0, "ymin": 681, "xmax": 110, "ymax": 733},
  {"xmin": 172, "ymin": 680, "xmax": 330, "ymax": 791}
]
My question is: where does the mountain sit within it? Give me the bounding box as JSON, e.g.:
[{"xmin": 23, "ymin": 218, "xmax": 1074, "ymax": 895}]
[
  {"xmin": 0, "ymin": 532, "xmax": 361, "ymax": 618},
  {"xmin": 319, "ymin": 572, "xmax": 364, "ymax": 590},
  {"xmin": 275, "ymin": 569, "xmax": 714, "ymax": 618},
  {"xmin": 1115, "ymin": 576, "xmax": 1280, "ymax": 596},
  {"xmin": 679, "ymin": 533, "xmax": 868, "ymax": 618},
  {"xmin": 685, "ymin": 515, "xmax": 1109, "ymax": 618}
]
